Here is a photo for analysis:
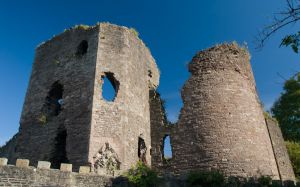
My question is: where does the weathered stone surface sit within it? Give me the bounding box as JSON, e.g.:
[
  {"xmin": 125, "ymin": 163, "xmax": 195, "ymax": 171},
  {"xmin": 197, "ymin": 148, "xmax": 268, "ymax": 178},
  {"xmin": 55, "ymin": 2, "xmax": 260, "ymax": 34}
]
[
  {"xmin": 0, "ymin": 165, "xmax": 112, "ymax": 187},
  {"xmin": 16, "ymin": 159, "xmax": 29, "ymax": 168},
  {"xmin": 79, "ymin": 166, "xmax": 90, "ymax": 174},
  {"xmin": 89, "ymin": 23, "xmax": 159, "ymax": 172},
  {"xmin": 150, "ymin": 90, "xmax": 173, "ymax": 173},
  {"xmin": 92, "ymin": 142, "xmax": 120, "ymax": 176},
  {"xmin": 169, "ymin": 43, "xmax": 279, "ymax": 179},
  {"xmin": 11, "ymin": 23, "xmax": 159, "ymax": 173},
  {"xmin": 0, "ymin": 134, "xmax": 18, "ymax": 164},
  {"xmin": 37, "ymin": 161, "xmax": 51, "ymax": 169},
  {"xmin": 266, "ymin": 118, "xmax": 296, "ymax": 181},
  {"xmin": 0, "ymin": 158, "xmax": 7, "ymax": 166},
  {"xmin": 60, "ymin": 163, "xmax": 72, "ymax": 172}
]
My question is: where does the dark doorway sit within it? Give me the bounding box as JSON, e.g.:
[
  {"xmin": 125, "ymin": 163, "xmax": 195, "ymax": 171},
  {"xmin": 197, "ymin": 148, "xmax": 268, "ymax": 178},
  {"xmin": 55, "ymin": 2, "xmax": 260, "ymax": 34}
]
[
  {"xmin": 138, "ymin": 137, "xmax": 147, "ymax": 164},
  {"xmin": 50, "ymin": 126, "xmax": 69, "ymax": 169}
]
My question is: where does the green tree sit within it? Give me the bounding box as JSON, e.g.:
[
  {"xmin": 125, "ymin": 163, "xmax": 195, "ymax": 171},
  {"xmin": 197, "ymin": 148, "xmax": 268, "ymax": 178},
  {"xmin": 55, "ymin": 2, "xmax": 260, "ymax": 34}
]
[{"xmin": 271, "ymin": 73, "xmax": 300, "ymax": 141}]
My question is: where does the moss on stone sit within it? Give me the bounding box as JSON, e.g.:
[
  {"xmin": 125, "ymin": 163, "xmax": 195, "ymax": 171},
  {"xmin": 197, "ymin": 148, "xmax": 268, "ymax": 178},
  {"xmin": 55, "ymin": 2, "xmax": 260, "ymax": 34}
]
[{"xmin": 129, "ymin": 28, "xmax": 139, "ymax": 37}]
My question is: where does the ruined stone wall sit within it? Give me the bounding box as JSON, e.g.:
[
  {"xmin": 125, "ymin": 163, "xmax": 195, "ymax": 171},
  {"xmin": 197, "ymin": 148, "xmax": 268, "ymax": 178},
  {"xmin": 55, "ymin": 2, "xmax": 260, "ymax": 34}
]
[
  {"xmin": 15, "ymin": 26, "xmax": 100, "ymax": 170},
  {"xmin": 266, "ymin": 117, "xmax": 296, "ymax": 181},
  {"xmin": 0, "ymin": 158, "xmax": 112, "ymax": 187},
  {"xmin": 170, "ymin": 43, "xmax": 279, "ymax": 179},
  {"xmin": 11, "ymin": 23, "xmax": 160, "ymax": 173},
  {"xmin": 149, "ymin": 90, "xmax": 173, "ymax": 172},
  {"xmin": 88, "ymin": 23, "xmax": 160, "ymax": 172}
]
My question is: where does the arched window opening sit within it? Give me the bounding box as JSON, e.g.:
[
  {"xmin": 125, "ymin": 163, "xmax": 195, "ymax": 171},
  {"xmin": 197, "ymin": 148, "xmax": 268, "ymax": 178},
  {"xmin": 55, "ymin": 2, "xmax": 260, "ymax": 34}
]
[
  {"xmin": 101, "ymin": 72, "xmax": 119, "ymax": 102},
  {"xmin": 44, "ymin": 81, "xmax": 63, "ymax": 117},
  {"xmin": 76, "ymin": 40, "xmax": 88, "ymax": 57},
  {"xmin": 162, "ymin": 135, "xmax": 172, "ymax": 163},
  {"xmin": 50, "ymin": 126, "xmax": 69, "ymax": 169},
  {"xmin": 138, "ymin": 137, "xmax": 147, "ymax": 164}
]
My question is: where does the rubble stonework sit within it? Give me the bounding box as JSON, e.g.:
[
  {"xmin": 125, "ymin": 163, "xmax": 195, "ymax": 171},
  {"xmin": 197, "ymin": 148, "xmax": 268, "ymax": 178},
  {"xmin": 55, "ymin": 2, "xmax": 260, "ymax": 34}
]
[
  {"xmin": 0, "ymin": 23, "xmax": 296, "ymax": 185},
  {"xmin": 172, "ymin": 44, "xmax": 280, "ymax": 178},
  {"xmin": 266, "ymin": 118, "xmax": 296, "ymax": 181}
]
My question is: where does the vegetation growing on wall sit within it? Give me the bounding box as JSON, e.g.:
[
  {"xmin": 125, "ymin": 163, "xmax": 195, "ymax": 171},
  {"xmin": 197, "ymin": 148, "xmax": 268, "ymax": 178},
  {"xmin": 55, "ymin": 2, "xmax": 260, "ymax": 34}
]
[
  {"xmin": 187, "ymin": 170, "xmax": 225, "ymax": 187},
  {"xmin": 129, "ymin": 28, "xmax": 139, "ymax": 37},
  {"xmin": 186, "ymin": 170, "xmax": 293, "ymax": 187},
  {"xmin": 286, "ymin": 141, "xmax": 300, "ymax": 181},
  {"xmin": 125, "ymin": 161, "xmax": 159, "ymax": 187}
]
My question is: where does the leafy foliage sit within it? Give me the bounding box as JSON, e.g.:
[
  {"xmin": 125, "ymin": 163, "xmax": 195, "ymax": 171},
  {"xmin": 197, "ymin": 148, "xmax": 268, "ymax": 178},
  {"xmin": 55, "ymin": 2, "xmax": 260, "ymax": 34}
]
[
  {"xmin": 281, "ymin": 32, "xmax": 300, "ymax": 53},
  {"xmin": 271, "ymin": 73, "xmax": 300, "ymax": 141},
  {"xmin": 257, "ymin": 175, "xmax": 272, "ymax": 186},
  {"xmin": 125, "ymin": 161, "xmax": 159, "ymax": 187},
  {"xmin": 286, "ymin": 141, "xmax": 300, "ymax": 180},
  {"xmin": 187, "ymin": 170, "xmax": 225, "ymax": 187},
  {"xmin": 257, "ymin": 0, "xmax": 300, "ymax": 49}
]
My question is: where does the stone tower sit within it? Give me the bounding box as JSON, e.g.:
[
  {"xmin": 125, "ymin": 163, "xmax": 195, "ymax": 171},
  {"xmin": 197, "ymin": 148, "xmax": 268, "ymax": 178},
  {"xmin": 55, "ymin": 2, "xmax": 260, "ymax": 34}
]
[
  {"xmin": 14, "ymin": 23, "xmax": 159, "ymax": 173},
  {"xmin": 170, "ymin": 43, "xmax": 280, "ymax": 179}
]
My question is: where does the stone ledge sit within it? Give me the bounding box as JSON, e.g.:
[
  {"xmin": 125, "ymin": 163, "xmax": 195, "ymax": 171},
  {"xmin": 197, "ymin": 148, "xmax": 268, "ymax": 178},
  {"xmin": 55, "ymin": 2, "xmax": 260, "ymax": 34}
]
[
  {"xmin": 0, "ymin": 158, "xmax": 7, "ymax": 166},
  {"xmin": 16, "ymin": 159, "xmax": 29, "ymax": 168},
  {"xmin": 37, "ymin": 161, "xmax": 51, "ymax": 169},
  {"xmin": 60, "ymin": 163, "xmax": 72, "ymax": 172},
  {"xmin": 79, "ymin": 166, "xmax": 90, "ymax": 174}
]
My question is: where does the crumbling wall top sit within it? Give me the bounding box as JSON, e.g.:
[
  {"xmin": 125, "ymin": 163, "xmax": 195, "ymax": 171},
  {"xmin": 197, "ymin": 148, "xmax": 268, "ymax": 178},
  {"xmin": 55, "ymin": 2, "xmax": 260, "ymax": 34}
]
[
  {"xmin": 189, "ymin": 43, "xmax": 252, "ymax": 80},
  {"xmin": 36, "ymin": 22, "xmax": 160, "ymax": 89}
]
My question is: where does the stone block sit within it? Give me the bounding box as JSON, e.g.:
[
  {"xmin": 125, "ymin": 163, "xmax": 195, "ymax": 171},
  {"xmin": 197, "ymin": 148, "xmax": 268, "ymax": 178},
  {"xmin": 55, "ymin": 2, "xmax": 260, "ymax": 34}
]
[
  {"xmin": 0, "ymin": 158, "xmax": 8, "ymax": 166},
  {"xmin": 60, "ymin": 163, "xmax": 72, "ymax": 172},
  {"xmin": 37, "ymin": 161, "xmax": 51, "ymax": 169},
  {"xmin": 79, "ymin": 166, "xmax": 90, "ymax": 174},
  {"xmin": 16, "ymin": 159, "xmax": 29, "ymax": 168}
]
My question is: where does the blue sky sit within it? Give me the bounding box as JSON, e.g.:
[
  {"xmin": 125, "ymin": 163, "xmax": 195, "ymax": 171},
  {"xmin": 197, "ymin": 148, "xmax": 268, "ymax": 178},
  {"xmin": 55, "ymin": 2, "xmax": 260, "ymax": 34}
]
[{"xmin": 0, "ymin": 0, "xmax": 299, "ymax": 147}]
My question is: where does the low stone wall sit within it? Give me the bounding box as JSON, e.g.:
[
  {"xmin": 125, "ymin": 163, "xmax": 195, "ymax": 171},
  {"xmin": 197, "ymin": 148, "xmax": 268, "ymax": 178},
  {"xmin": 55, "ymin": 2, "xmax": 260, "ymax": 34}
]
[{"xmin": 0, "ymin": 158, "xmax": 112, "ymax": 187}]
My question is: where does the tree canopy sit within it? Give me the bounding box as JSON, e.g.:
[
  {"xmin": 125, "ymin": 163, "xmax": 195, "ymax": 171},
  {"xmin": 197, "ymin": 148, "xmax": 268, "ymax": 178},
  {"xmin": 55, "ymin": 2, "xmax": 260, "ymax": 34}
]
[{"xmin": 272, "ymin": 73, "xmax": 300, "ymax": 141}]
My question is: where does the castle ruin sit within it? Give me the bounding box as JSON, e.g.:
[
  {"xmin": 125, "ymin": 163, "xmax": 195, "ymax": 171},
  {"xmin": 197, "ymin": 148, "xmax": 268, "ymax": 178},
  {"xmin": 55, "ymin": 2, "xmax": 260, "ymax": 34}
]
[{"xmin": 0, "ymin": 23, "xmax": 296, "ymax": 186}]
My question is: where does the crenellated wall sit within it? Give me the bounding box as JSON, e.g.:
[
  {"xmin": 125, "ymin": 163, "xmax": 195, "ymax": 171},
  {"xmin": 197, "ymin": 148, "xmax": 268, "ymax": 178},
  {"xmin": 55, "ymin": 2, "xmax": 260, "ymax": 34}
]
[{"xmin": 0, "ymin": 158, "xmax": 112, "ymax": 187}]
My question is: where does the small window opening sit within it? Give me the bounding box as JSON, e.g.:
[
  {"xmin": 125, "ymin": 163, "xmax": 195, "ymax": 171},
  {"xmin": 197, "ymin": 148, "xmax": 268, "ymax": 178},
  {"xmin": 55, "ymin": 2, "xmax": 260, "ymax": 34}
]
[
  {"xmin": 76, "ymin": 40, "xmax": 88, "ymax": 57},
  {"xmin": 101, "ymin": 72, "xmax": 119, "ymax": 102},
  {"xmin": 138, "ymin": 137, "xmax": 147, "ymax": 164},
  {"xmin": 44, "ymin": 81, "xmax": 63, "ymax": 116},
  {"xmin": 148, "ymin": 70, "xmax": 152, "ymax": 78},
  {"xmin": 50, "ymin": 126, "xmax": 69, "ymax": 169},
  {"xmin": 162, "ymin": 135, "xmax": 172, "ymax": 162}
]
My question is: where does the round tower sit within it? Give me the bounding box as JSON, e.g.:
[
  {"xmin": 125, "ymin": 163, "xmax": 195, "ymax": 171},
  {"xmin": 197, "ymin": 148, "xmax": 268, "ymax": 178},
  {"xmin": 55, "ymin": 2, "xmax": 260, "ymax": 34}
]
[{"xmin": 173, "ymin": 43, "xmax": 279, "ymax": 179}]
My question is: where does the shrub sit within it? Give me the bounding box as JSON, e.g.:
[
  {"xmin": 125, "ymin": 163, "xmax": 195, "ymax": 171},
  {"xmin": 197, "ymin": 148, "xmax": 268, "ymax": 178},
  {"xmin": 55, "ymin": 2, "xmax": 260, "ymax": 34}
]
[
  {"xmin": 257, "ymin": 176, "xmax": 272, "ymax": 186},
  {"xmin": 125, "ymin": 161, "xmax": 159, "ymax": 187},
  {"xmin": 286, "ymin": 141, "xmax": 300, "ymax": 180},
  {"xmin": 187, "ymin": 170, "xmax": 225, "ymax": 187}
]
